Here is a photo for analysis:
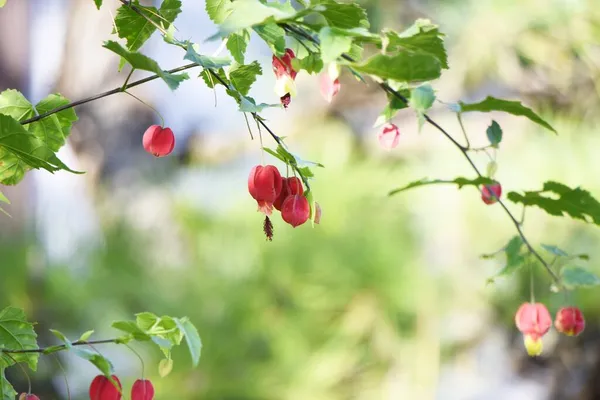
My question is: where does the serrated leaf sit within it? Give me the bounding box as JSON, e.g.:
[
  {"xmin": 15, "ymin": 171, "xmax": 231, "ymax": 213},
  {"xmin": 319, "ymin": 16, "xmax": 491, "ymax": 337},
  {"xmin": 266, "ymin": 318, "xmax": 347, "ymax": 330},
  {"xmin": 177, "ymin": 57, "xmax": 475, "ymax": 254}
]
[
  {"xmin": 319, "ymin": 27, "xmax": 353, "ymax": 63},
  {"xmin": 72, "ymin": 348, "xmax": 113, "ymax": 376},
  {"xmin": 0, "ymin": 89, "xmax": 33, "ymax": 121},
  {"xmin": 32, "ymin": 94, "xmax": 78, "ymax": 151},
  {"xmin": 211, "ymin": 0, "xmax": 296, "ymax": 38},
  {"xmin": 78, "ymin": 330, "xmax": 94, "ymax": 342},
  {"xmin": 486, "ymin": 120, "xmax": 502, "ymax": 147},
  {"xmin": 314, "ymin": 0, "xmax": 369, "ymax": 29},
  {"xmin": 487, "ymin": 236, "xmax": 525, "ymax": 282},
  {"xmin": 385, "ymin": 19, "xmax": 448, "ymax": 69},
  {"xmin": 115, "ymin": 0, "xmax": 182, "ymax": 52},
  {"xmin": 0, "ymin": 307, "xmax": 38, "ymax": 370},
  {"xmin": 103, "ymin": 41, "xmax": 189, "ymax": 90},
  {"xmin": 183, "ymin": 44, "xmax": 231, "ymax": 69},
  {"xmin": 507, "ymin": 181, "xmax": 600, "ymax": 225},
  {"xmin": 175, "ymin": 318, "xmax": 202, "ymax": 367},
  {"xmin": 409, "ymin": 83, "xmax": 435, "ymax": 112},
  {"xmin": 200, "ymin": 68, "xmax": 229, "ymax": 89},
  {"xmin": 158, "ymin": 358, "xmax": 173, "ymax": 377},
  {"xmin": 459, "ymin": 96, "xmax": 556, "ymax": 133},
  {"xmin": 206, "ymin": 0, "xmax": 233, "ymax": 24},
  {"xmin": 561, "ymin": 266, "xmax": 600, "ymax": 289},
  {"xmin": 0, "ymin": 371, "xmax": 16, "ymax": 400},
  {"xmin": 226, "ymin": 31, "xmax": 250, "ymax": 64},
  {"xmin": 351, "ymin": 52, "xmax": 441, "ymax": 83},
  {"xmin": 388, "ymin": 176, "xmax": 493, "ymax": 196},
  {"xmin": 0, "ymin": 114, "xmax": 79, "ymax": 185},
  {"xmin": 253, "ymin": 23, "xmax": 286, "ymax": 56},
  {"xmin": 112, "ymin": 320, "xmax": 152, "ymax": 341},
  {"xmin": 292, "ymin": 53, "xmax": 324, "ymax": 75},
  {"xmin": 229, "ymin": 61, "xmax": 262, "ymax": 96}
]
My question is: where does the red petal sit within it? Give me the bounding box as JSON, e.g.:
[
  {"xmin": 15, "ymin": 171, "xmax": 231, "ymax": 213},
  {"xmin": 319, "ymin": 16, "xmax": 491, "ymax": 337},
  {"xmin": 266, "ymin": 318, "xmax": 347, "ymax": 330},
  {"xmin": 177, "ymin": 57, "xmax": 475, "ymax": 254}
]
[
  {"xmin": 89, "ymin": 375, "xmax": 122, "ymax": 400},
  {"xmin": 131, "ymin": 379, "xmax": 155, "ymax": 400}
]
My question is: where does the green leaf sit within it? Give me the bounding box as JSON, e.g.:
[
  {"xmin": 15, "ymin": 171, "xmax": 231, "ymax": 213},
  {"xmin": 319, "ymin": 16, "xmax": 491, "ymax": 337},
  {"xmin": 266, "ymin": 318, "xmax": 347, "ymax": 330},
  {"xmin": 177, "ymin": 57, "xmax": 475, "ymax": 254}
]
[
  {"xmin": 211, "ymin": 0, "xmax": 296, "ymax": 38},
  {"xmin": 71, "ymin": 348, "xmax": 113, "ymax": 376},
  {"xmin": 351, "ymin": 52, "xmax": 441, "ymax": 83},
  {"xmin": 486, "ymin": 120, "xmax": 503, "ymax": 147},
  {"xmin": 78, "ymin": 330, "xmax": 94, "ymax": 342},
  {"xmin": 183, "ymin": 44, "xmax": 231, "ymax": 69},
  {"xmin": 226, "ymin": 31, "xmax": 250, "ymax": 64},
  {"xmin": 0, "ymin": 371, "xmax": 16, "ymax": 400},
  {"xmin": 229, "ymin": 61, "xmax": 262, "ymax": 96},
  {"xmin": 507, "ymin": 181, "xmax": 600, "ymax": 225},
  {"xmin": 0, "ymin": 0, "xmax": 7, "ymax": 8},
  {"xmin": 31, "ymin": 94, "xmax": 78, "ymax": 151},
  {"xmin": 409, "ymin": 84, "xmax": 435, "ymax": 112},
  {"xmin": 374, "ymin": 90, "xmax": 410, "ymax": 127},
  {"xmin": 388, "ymin": 176, "xmax": 493, "ymax": 196},
  {"xmin": 49, "ymin": 329, "xmax": 71, "ymax": 347},
  {"xmin": 561, "ymin": 266, "xmax": 600, "ymax": 289},
  {"xmin": 239, "ymin": 96, "xmax": 279, "ymax": 113},
  {"xmin": 292, "ymin": 53, "xmax": 324, "ymax": 75},
  {"xmin": 253, "ymin": 23, "xmax": 286, "ymax": 56},
  {"xmin": 200, "ymin": 68, "xmax": 229, "ymax": 89},
  {"xmin": 0, "ymin": 114, "xmax": 78, "ymax": 185},
  {"xmin": 206, "ymin": 0, "xmax": 233, "ymax": 24},
  {"xmin": 175, "ymin": 318, "xmax": 202, "ymax": 367},
  {"xmin": 0, "ymin": 307, "xmax": 39, "ymax": 370},
  {"xmin": 541, "ymin": 244, "xmax": 589, "ymax": 260},
  {"xmin": 0, "ymin": 89, "xmax": 34, "ymax": 121},
  {"xmin": 385, "ymin": 19, "xmax": 448, "ymax": 69},
  {"xmin": 93, "ymin": 0, "xmax": 102, "ymax": 9},
  {"xmin": 112, "ymin": 320, "xmax": 152, "ymax": 341},
  {"xmin": 314, "ymin": 0, "xmax": 369, "ymax": 29},
  {"xmin": 0, "ymin": 191, "xmax": 8, "ymax": 204},
  {"xmin": 319, "ymin": 27, "xmax": 353, "ymax": 64},
  {"xmin": 158, "ymin": 358, "xmax": 173, "ymax": 377},
  {"xmin": 103, "ymin": 40, "xmax": 189, "ymax": 90},
  {"xmin": 115, "ymin": 0, "xmax": 182, "ymax": 52},
  {"xmin": 486, "ymin": 236, "xmax": 525, "ymax": 282},
  {"xmin": 459, "ymin": 96, "xmax": 556, "ymax": 133}
]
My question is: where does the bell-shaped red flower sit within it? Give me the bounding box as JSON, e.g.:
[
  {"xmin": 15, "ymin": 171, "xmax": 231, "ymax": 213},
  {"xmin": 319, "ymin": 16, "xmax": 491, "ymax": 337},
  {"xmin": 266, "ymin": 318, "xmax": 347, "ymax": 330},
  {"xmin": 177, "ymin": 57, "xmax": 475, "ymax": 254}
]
[
  {"xmin": 555, "ymin": 306, "xmax": 585, "ymax": 336},
  {"xmin": 274, "ymin": 177, "xmax": 303, "ymax": 211},
  {"xmin": 19, "ymin": 394, "xmax": 40, "ymax": 400},
  {"xmin": 89, "ymin": 375, "xmax": 122, "ymax": 400},
  {"xmin": 481, "ymin": 182, "xmax": 502, "ymax": 204},
  {"xmin": 143, "ymin": 125, "xmax": 175, "ymax": 157},
  {"xmin": 272, "ymin": 49, "xmax": 298, "ymax": 108},
  {"xmin": 281, "ymin": 194, "xmax": 310, "ymax": 227},
  {"xmin": 515, "ymin": 302, "xmax": 552, "ymax": 356},
  {"xmin": 378, "ymin": 123, "xmax": 400, "ymax": 150},
  {"xmin": 248, "ymin": 165, "xmax": 283, "ymax": 216},
  {"xmin": 131, "ymin": 379, "xmax": 155, "ymax": 400}
]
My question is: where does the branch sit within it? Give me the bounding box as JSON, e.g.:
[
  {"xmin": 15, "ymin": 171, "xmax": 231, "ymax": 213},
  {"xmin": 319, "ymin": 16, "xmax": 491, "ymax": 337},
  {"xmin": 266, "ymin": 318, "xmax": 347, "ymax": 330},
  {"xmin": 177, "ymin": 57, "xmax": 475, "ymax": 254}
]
[
  {"xmin": 281, "ymin": 23, "xmax": 561, "ymax": 285},
  {"xmin": 1, "ymin": 338, "xmax": 119, "ymax": 354}
]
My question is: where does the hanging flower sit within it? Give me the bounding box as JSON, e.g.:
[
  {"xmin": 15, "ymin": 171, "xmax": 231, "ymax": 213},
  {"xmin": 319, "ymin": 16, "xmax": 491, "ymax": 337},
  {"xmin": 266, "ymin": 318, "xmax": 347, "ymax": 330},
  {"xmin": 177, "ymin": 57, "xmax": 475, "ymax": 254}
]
[
  {"xmin": 555, "ymin": 306, "xmax": 585, "ymax": 336},
  {"xmin": 481, "ymin": 182, "xmax": 502, "ymax": 205},
  {"xmin": 378, "ymin": 123, "xmax": 400, "ymax": 150},
  {"xmin": 248, "ymin": 165, "xmax": 283, "ymax": 216},
  {"xmin": 89, "ymin": 375, "xmax": 122, "ymax": 400},
  {"xmin": 19, "ymin": 394, "xmax": 40, "ymax": 400},
  {"xmin": 281, "ymin": 194, "xmax": 310, "ymax": 227},
  {"xmin": 142, "ymin": 125, "xmax": 175, "ymax": 157},
  {"xmin": 320, "ymin": 63, "xmax": 341, "ymax": 103},
  {"xmin": 274, "ymin": 177, "xmax": 304, "ymax": 211},
  {"xmin": 515, "ymin": 302, "xmax": 552, "ymax": 356},
  {"xmin": 131, "ymin": 379, "xmax": 155, "ymax": 400},
  {"xmin": 272, "ymin": 49, "xmax": 298, "ymax": 108}
]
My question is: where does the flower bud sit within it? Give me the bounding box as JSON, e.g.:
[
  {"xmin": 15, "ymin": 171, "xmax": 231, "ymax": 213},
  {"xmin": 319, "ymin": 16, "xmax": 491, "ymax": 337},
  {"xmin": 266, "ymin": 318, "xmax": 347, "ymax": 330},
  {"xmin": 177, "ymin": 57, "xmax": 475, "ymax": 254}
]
[
  {"xmin": 378, "ymin": 123, "xmax": 400, "ymax": 150},
  {"xmin": 19, "ymin": 394, "xmax": 40, "ymax": 400},
  {"xmin": 142, "ymin": 125, "xmax": 175, "ymax": 157},
  {"xmin": 281, "ymin": 194, "xmax": 310, "ymax": 227},
  {"xmin": 481, "ymin": 182, "xmax": 502, "ymax": 205},
  {"xmin": 555, "ymin": 306, "xmax": 585, "ymax": 336},
  {"xmin": 248, "ymin": 165, "xmax": 283, "ymax": 216},
  {"xmin": 89, "ymin": 375, "xmax": 122, "ymax": 400},
  {"xmin": 131, "ymin": 379, "xmax": 155, "ymax": 400},
  {"xmin": 274, "ymin": 177, "xmax": 303, "ymax": 211}
]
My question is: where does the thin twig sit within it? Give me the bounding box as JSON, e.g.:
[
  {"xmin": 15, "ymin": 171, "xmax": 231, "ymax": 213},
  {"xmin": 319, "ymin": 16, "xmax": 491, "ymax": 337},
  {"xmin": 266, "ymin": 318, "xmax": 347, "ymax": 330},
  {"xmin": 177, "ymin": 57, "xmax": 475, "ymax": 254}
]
[{"xmin": 1, "ymin": 338, "xmax": 118, "ymax": 354}]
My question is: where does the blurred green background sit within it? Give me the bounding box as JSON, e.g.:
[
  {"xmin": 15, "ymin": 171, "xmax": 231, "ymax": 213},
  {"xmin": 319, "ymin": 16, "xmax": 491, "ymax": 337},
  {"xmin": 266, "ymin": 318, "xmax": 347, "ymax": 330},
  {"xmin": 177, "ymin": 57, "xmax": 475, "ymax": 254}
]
[{"xmin": 1, "ymin": 0, "xmax": 600, "ymax": 399}]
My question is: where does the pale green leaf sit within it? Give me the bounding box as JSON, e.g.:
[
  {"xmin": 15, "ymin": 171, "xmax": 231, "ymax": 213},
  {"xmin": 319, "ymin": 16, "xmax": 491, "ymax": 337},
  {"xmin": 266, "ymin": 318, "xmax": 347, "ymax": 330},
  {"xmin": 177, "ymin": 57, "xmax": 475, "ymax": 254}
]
[
  {"xmin": 72, "ymin": 348, "xmax": 113, "ymax": 376},
  {"xmin": 314, "ymin": 0, "xmax": 369, "ymax": 29},
  {"xmin": 206, "ymin": 0, "xmax": 233, "ymax": 24},
  {"xmin": 292, "ymin": 53, "xmax": 324, "ymax": 75},
  {"xmin": 409, "ymin": 84, "xmax": 435, "ymax": 112},
  {"xmin": 183, "ymin": 44, "xmax": 231, "ymax": 69},
  {"xmin": 352, "ymin": 52, "xmax": 441, "ymax": 83},
  {"xmin": 486, "ymin": 236, "xmax": 525, "ymax": 283},
  {"xmin": 78, "ymin": 330, "xmax": 94, "ymax": 342},
  {"xmin": 319, "ymin": 27, "xmax": 353, "ymax": 63},
  {"xmin": 226, "ymin": 31, "xmax": 250, "ymax": 64},
  {"xmin": 561, "ymin": 266, "xmax": 600, "ymax": 289},
  {"xmin": 175, "ymin": 318, "xmax": 202, "ymax": 367},
  {"xmin": 0, "ymin": 0, "xmax": 7, "ymax": 8},
  {"xmin": 49, "ymin": 329, "xmax": 71, "ymax": 347},
  {"xmin": 212, "ymin": 0, "xmax": 296, "ymax": 38},
  {"xmin": 0, "ymin": 307, "xmax": 39, "ymax": 370},
  {"xmin": 158, "ymin": 358, "xmax": 173, "ymax": 377},
  {"xmin": 389, "ymin": 176, "xmax": 493, "ymax": 196},
  {"xmin": 0, "ymin": 371, "xmax": 16, "ymax": 400}
]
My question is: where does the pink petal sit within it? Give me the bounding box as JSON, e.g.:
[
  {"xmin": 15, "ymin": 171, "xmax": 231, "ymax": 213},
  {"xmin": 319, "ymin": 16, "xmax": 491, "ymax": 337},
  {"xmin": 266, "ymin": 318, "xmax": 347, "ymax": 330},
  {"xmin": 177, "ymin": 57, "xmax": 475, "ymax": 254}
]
[
  {"xmin": 320, "ymin": 74, "xmax": 340, "ymax": 103},
  {"xmin": 378, "ymin": 123, "xmax": 400, "ymax": 150}
]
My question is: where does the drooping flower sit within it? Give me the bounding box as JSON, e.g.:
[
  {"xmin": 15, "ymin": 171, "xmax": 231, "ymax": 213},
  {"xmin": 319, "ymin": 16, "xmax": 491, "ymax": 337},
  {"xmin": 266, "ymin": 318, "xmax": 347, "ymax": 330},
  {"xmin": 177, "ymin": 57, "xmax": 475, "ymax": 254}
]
[
  {"xmin": 142, "ymin": 125, "xmax": 175, "ymax": 157},
  {"xmin": 281, "ymin": 194, "xmax": 310, "ymax": 227},
  {"xmin": 320, "ymin": 63, "xmax": 341, "ymax": 103},
  {"xmin": 274, "ymin": 177, "xmax": 304, "ymax": 211},
  {"xmin": 131, "ymin": 379, "xmax": 155, "ymax": 400},
  {"xmin": 272, "ymin": 49, "xmax": 298, "ymax": 108},
  {"xmin": 515, "ymin": 302, "xmax": 552, "ymax": 356},
  {"xmin": 19, "ymin": 394, "xmax": 40, "ymax": 400},
  {"xmin": 378, "ymin": 123, "xmax": 400, "ymax": 150},
  {"xmin": 248, "ymin": 165, "xmax": 283, "ymax": 216},
  {"xmin": 555, "ymin": 306, "xmax": 585, "ymax": 336},
  {"xmin": 481, "ymin": 182, "xmax": 502, "ymax": 205},
  {"xmin": 89, "ymin": 375, "xmax": 122, "ymax": 400}
]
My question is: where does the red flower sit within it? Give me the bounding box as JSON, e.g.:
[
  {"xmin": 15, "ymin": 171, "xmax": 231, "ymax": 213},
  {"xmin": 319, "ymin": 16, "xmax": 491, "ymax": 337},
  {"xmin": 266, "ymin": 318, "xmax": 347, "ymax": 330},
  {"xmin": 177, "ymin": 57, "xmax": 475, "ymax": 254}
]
[
  {"xmin": 142, "ymin": 125, "xmax": 175, "ymax": 157},
  {"xmin": 555, "ymin": 306, "xmax": 585, "ymax": 336},
  {"xmin": 378, "ymin": 123, "xmax": 400, "ymax": 150},
  {"xmin": 272, "ymin": 49, "xmax": 298, "ymax": 108},
  {"xmin": 515, "ymin": 302, "xmax": 552, "ymax": 356},
  {"xmin": 274, "ymin": 177, "xmax": 303, "ymax": 211},
  {"xmin": 248, "ymin": 165, "xmax": 283, "ymax": 216},
  {"xmin": 281, "ymin": 194, "xmax": 310, "ymax": 227},
  {"xmin": 481, "ymin": 182, "xmax": 502, "ymax": 205},
  {"xmin": 19, "ymin": 394, "xmax": 40, "ymax": 400},
  {"xmin": 89, "ymin": 375, "xmax": 122, "ymax": 400},
  {"xmin": 131, "ymin": 379, "xmax": 155, "ymax": 400}
]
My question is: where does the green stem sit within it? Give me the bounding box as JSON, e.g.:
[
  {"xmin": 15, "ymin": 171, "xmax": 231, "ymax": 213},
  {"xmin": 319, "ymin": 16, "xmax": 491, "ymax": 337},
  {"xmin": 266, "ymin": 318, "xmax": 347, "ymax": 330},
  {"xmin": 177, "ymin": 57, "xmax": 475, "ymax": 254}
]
[
  {"xmin": 123, "ymin": 91, "xmax": 165, "ymax": 127},
  {"xmin": 3, "ymin": 353, "xmax": 31, "ymax": 394},
  {"xmin": 124, "ymin": 343, "xmax": 145, "ymax": 380}
]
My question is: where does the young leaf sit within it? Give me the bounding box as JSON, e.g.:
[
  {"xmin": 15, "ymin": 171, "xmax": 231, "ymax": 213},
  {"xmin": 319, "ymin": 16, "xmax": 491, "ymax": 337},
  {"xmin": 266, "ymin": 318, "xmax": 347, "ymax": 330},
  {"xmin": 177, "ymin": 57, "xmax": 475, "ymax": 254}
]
[
  {"xmin": 253, "ymin": 23, "xmax": 286, "ymax": 57},
  {"xmin": 158, "ymin": 358, "xmax": 174, "ymax": 377},
  {"xmin": 486, "ymin": 120, "xmax": 502, "ymax": 147},
  {"xmin": 226, "ymin": 31, "xmax": 250, "ymax": 64},
  {"xmin": 103, "ymin": 41, "xmax": 189, "ymax": 90},
  {"xmin": 507, "ymin": 181, "xmax": 600, "ymax": 225},
  {"xmin": 351, "ymin": 52, "xmax": 441, "ymax": 83},
  {"xmin": 0, "ymin": 371, "xmax": 16, "ymax": 400},
  {"xmin": 0, "ymin": 307, "xmax": 39, "ymax": 371},
  {"xmin": 93, "ymin": 0, "xmax": 102, "ymax": 9},
  {"xmin": 175, "ymin": 318, "xmax": 202, "ymax": 367},
  {"xmin": 238, "ymin": 96, "xmax": 279, "ymax": 113},
  {"xmin": 183, "ymin": 44, "xmax": 232, "ymax": 69},
  {"xmin": 115, "ymin": 0, "xmax": 182, "ymax": 52},
  {"xmin": 78, "ymin": 330, "xmax": 95, "ymax": 342},
  {"xmin": 314, "ymin": 0, "xmax": 369, "ymax": 29},
  {"xmin": 229, "ymin": 61, "xmax": 262, "ymax": 96},
  {"xmin": 561, "ymin": 266, "xmax": 600, "ymax": 289},
  {"xmin": 206, "ymin": 0, "xmax": 233, "ymax": 24},
  {"xmin": 71, "ymin": 348, "xmax": 113, "ymax": 376},
  {"xmin": 541, "ymin": 244, "xmax": 589, "ymax": 260},
  {"xmin": 112, "ymin": 321, "xmax": 152, "ymax": 341},
  {"xmin": 389, "ymin": 176, "xmax": 493, "ymax": 196},
  {"xmin": 409, "ymin": 84, "xmax": 435, "ymax": 112},
  {"xmin": 486, "ymin": 236, "xmax": 525, "ymax": 283},
  {"xmin": 49, "ymin": 329, "xmax": 71, "ymax": 347},
  {"xmin": 459, "ymin": 96, "xmax": 556, "ymax": 133},
  {"xmin": 385, "ymin": 19, "xmax": 448, "ymax": 69},
  {"xmin": 319, "ymin": 27, "xmax": 353, "ymax": 63}
]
